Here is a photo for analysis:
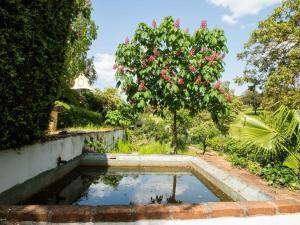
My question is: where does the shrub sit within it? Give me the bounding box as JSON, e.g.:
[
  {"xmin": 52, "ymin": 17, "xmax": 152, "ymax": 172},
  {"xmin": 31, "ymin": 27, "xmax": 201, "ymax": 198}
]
[
  {"xmin": 114, "ymin": 140, "xmax": 135, "ymax": 153},
  {"xmin": 56, "ymin": 101, "xmax": 102, "ymax": 128},
  {"xmin": 227, "ymin": 153, "xmax": 248, "ymax": 168},
  {"xmin": 261, "ymin": 164, "xmax": 300, "ymax": 189}
]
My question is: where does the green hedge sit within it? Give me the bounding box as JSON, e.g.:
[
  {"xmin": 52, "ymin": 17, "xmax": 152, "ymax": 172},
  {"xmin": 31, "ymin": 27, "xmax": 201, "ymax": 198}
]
[
  {"xmin": 0, "ymin": 1, "xmax": 81, "ymax": 150},
  {"xmin": 56, "ymin": 101, "xmax": 102, "ymax": 128}
]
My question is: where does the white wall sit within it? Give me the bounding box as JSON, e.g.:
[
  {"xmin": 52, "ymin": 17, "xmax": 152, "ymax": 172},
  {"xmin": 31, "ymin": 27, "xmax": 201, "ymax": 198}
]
[{"xmin": 0, "ymin": 129, "xmax": 124, "ymax": 195}]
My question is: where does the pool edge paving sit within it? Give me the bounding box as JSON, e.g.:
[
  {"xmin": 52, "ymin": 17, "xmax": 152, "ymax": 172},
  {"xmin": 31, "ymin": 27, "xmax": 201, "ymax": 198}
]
[{"xmin": 1, "ymin": 154, "xmax": 300, "ymax": 223}]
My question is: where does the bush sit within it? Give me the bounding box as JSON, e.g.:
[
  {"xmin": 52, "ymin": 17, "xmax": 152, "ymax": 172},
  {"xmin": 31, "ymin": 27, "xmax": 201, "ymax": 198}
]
[
  {"xmin": 227, "ymin": 153, "xmax": 248, "ymax": 168},
  {"xmin": 114, "ymin": 140, "xmax": 136, "ymax": 153},
  {"xmin": 56, "ymin": 101, "xmax": 102, "ymax": 128},
  {"xmin": 0, "ymin": 1, "xmax": 86, "ymax": 150},
  {"xmin": 261, "ymin": 164, "xmax": 300, "ymax": 189}
]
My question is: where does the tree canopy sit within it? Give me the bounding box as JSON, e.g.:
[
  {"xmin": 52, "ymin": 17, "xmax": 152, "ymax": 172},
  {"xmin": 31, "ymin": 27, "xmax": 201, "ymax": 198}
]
[
  {"xmin": 114, "ymin": 16, "xmax": 230, "ymax": 152},
  {"xmin": 237, "ymin": 0, "xmax": 300, "ymax": 110}
]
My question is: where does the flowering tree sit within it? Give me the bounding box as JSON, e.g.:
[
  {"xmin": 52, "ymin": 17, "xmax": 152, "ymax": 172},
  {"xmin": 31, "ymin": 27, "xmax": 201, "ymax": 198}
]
[{"xmin": 114, "ymin": 16, "xmax": 230, "ymax": 153}]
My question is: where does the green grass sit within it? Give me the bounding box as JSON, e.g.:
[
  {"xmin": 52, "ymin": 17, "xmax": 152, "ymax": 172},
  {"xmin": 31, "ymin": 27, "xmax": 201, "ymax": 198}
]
[
  {"xmin": 111, "ymin": 140, "xmax": 197, "ymax": 156},
  {"xmin": 65, "ymin": 123, "xmax": 113, "ymax": 132}
]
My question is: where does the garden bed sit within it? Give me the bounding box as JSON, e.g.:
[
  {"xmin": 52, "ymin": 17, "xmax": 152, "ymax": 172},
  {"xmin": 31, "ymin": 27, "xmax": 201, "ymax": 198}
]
[{"xmin": 197, "ymin": 150, "xmax": 300, "ymax": 201}]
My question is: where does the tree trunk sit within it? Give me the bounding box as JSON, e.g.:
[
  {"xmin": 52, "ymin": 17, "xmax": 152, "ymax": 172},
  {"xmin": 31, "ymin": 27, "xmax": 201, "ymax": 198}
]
[
  {"xmin": 172, "ymin": 111, "xmax": 178, "ymax": 154},
  {"xmin": 202, "ymin": 140, "xmax": 207, "ymax": 154},
  {"xmin": 172, "ymin": 175, "xmax": 177, "ymax": 200}
]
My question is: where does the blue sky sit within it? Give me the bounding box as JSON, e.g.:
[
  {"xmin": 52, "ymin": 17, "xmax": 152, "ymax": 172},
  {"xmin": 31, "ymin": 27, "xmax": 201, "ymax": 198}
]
[{"xmin": 88, "ymin": 0, "xmax": 281, "ymax": 95}]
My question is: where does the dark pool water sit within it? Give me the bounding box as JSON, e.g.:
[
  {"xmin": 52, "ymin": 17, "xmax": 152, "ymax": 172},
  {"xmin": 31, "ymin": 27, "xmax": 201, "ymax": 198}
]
[{"xmin": 25, "ymin": 167, "xmax": 231, "ymax": 205}]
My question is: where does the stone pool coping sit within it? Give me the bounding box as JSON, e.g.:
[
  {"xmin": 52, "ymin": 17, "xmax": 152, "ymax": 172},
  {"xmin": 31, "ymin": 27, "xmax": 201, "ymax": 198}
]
[
  {"xmin": 1, "ymin": 200, "xmax": 300, "ymax": 222},
  {"xmin": 1, "ymin": 154, "xmax": 300, "ymax": 223},
  {"xmin": 81, "ymin": 154, "xmax": 272, "ymax": 201}
]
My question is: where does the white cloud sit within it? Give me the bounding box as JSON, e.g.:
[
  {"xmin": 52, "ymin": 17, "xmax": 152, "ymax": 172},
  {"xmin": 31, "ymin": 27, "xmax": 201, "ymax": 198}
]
[
  {"xmin": 240, "ymin": 24, "xmax": 246, "ymax": 29},
  {"xmin": 207, "ymin": 0, "xmax": 281, "ymax": 24},
  {"xmin": 222, "ymin": 14, "xmax": 237, "ymax": 25},
  {"xmin": 94, "ymin": 53, "xmax": 116, "ymax": 89}
]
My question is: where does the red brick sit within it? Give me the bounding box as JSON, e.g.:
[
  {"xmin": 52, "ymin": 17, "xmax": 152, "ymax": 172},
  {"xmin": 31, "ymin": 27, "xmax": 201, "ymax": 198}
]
[
  {"xmin": 168, "ymin": 204, "xmax": 209, "ymax": 219},
  {"xmin": 207, "ymin": 202, "xmax": 244, "ymax": 218},
  {"xmin": 273, "ymin": 200, "xmax": 300, "ymax": 213},
  {"xmin": 49, "ymin": 206, "xmax": 92, "ymax": 223},
  {"xmin": 239, "ymin": 201, "xmax": 276, "ymax": 216},
  {"xmin": 94, "ymin": 205, "xmax": 132, "ymax": 222},
  {"xmin": 8, "ymin": 205, "xmax": 49, "ymax": 222},
  {"xmin": 133, "ymin": 204, "xmax": 171, "ymax": 220}
]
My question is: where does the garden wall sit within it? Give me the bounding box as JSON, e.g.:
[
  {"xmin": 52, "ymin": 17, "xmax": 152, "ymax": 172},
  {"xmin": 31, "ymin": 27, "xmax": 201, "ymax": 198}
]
[{"xmin": 0, "ymin": 129, "xmax": 124, "ymax": 203}]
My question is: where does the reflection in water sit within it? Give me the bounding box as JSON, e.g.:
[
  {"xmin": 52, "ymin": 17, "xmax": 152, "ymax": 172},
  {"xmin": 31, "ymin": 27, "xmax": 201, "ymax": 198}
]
[{"xmin": 25, "ymin": 167, "xmax": 231, "ymax": 205}]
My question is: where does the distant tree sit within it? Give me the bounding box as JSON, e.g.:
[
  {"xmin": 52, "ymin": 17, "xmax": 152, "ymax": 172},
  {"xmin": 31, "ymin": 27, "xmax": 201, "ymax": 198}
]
[
  {"xmin": 190, "ymin": 121, "xmax": 220, "ymax": 154},
  {"xmin": 83, "ymin": 88, "xmax": 122, "ymax": 117},
  {"xmin": 105, "ymin": 103, "xmax": 138, "ymax": 128},
  {"xmin": 241, "ymin": 90, "xmax": 262, "ymax": 115},
  {"xmin": 84, "ymin": 57, "xmax": 97, "ymax": 85},
  {"xmin": 64, "ymin": 0, "xmax": 97, "ymax": 85},
  {"xmin": 114, "ymin": 16, "xmax": 230, "ymax": 153},
  {"xmin": 237, "ymin": 0, "xmax": 300, "ymax": 110}
]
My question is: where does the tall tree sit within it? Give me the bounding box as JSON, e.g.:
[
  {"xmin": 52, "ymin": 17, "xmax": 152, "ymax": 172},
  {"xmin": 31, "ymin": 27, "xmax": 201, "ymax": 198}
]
[
  {"xmin": 114, "ymin": 17, "xmax": 230, "ymax": 153},
  {"xmin": 64, "ymin": 0, "xmax": 98, "ymax": 86},
  {"xmin": 237, "ymin": 0, "xmax": 300, "ymax": 110}
]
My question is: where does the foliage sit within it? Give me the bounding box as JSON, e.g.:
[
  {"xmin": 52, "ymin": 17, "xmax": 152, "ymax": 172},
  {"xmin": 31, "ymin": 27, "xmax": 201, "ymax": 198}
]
[
  {"xmin": 83, "ymin": 88, "xmax": 122, "ymax": 117},
  {"xmin": 233, "ymin": 106, "xmax": 300, "ymax": 165},
  {"xmin": 227, "ymin": 153, "xmax": 248, "ymax": 168},
  {"xmin": 114, "ymin": 139, "xmax": 136, "ymax": 153},
  {"xmin": 190, "ymin": 121, "xmax": 220, "ymax": 154},
  {"xmin": 241, "ymin": 90, "xmax": 262, "ymax": 115},
  {"xmin": 55, "ymin": 101, "xmax": 102, "ymax": 128},
  {"xmin": 64, "ymin": 0, "xmax": 97, "ymax": 85},
  {"xmin": 0, "ymin": 0, "xmax": 96, "ymax": 149},
  {"xmin": 237, "ymin": 0, "xmax": 300, "ymax": 110},
  {"xmin": 261, "ymin": 164, "xmax": 300, "ymax": 189},
  {"xmin": 114, "ymin": 16, "xmax": 229, "ymax": 152},
  {"xmin": 85, "ymin": 138, "xmax": 106, "ymax": 153},
  {"xmin": 105, "ymin": 103, "xmax": 139, "ymax": 128}
]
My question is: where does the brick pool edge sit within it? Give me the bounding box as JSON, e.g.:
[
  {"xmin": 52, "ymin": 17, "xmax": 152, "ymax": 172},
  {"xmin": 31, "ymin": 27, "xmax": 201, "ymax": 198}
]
[{"xmin": 1, "ymin": 200, "xmax": 300, "ymax": 222}]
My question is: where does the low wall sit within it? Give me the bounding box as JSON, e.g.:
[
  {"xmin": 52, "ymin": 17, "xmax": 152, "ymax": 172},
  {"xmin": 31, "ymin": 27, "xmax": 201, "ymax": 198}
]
[{"xmin": 0, "ymin": 129, "xmax": 124, "ymax": 202}]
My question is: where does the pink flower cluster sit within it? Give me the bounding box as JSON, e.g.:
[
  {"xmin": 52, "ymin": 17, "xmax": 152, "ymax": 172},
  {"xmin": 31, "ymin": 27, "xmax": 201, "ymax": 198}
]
[
  {"xmin": 205, "ymin": 52, "xmax": 220, "ymax": 64},
  {"xmin": 138, "ymin": 80, "xmax": 145, "ymax": 91},
  {"xmin": 124, "ymin": 36, "xmax": 129, "ymax": 45},
  {"xmin": 160, "ymin": 69, "xmax": 171, "ymax": 81},
  {"xmin": 224, "ymin": 93, "xmax": 232, "ymax": 103},
  {"xmin": 177, "ymin": 78, "xmax": 185, "ymax": 85},
  {"xmin": 214, "ymin": 80, "xmax": 226, "ymax": 94},
  {"xmin": 153, "ymin": 48, "xmax": 159, "ymax": 57},
  {"xmin": 190, "ymin": 48, "xmax": 196, "ymax": 56},
  {"xmin": 142, "ymin": 59, "xmax": 147, "ymax": 67},
  {"xmin": 189, "ymin": 65, "xmax": 196, "ymax": 73},
  {"xmin": 152, "ymin": 19, "xmax": 157, "ymax": 29},
  {"xmin": 113, "ymin": 64, "xmax": 125, "ymax": 74},
  {"xmin": 149, "ymin": 55, "xmax": 156, "ymax": 63},
  {"xmin": 175, "ymin": 18, "xmax": 180, "ymax": 29},
  {"xmin": 195, "ymin": 76, "xmax": 202, "ymax": 84},
  {"xmin": 201, "ymin": 20, "xmax": 207, "ymax": 29},
  {"xmin": 213, "ymin": 80, "xmax": 221, "ymax": 89},
  {"xmin": 185, "ymin": 28, "xmax": 189, "ymax": 33}
]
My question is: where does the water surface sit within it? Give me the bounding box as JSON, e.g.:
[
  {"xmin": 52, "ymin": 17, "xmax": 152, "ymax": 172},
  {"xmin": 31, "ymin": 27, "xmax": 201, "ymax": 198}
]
[{"xmin": 25, "ymin": 167, "xmax": 231, "ymax": 205}]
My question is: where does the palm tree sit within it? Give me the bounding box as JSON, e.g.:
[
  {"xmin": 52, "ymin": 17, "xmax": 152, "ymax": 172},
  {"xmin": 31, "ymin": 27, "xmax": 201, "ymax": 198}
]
[{"xmin": 233, "ymin": 106, "xmax": 300, "ymax": 169}]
